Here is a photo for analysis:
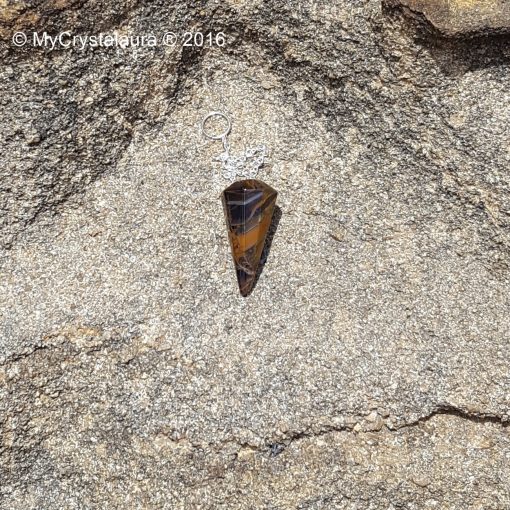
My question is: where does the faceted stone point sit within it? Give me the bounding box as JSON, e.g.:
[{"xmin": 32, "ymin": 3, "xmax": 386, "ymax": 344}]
[{"xmin": 221, "ymin": 179, "xmax": 278, "ymax": 297}]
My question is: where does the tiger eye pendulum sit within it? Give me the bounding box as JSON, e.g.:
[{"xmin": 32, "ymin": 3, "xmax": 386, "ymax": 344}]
[
  {"xmin": 201, "ymin": 112, "xmax": 278, "ymax": 297},
  {"xmin": 221, "ymin": 179, "xmax": 277, "ymax": 296}
]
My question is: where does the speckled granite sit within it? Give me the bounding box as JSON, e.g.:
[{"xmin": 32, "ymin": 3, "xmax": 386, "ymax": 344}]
[{"xmin": 1, "ymin": 1, "xmax": 510, "ymax": 508}]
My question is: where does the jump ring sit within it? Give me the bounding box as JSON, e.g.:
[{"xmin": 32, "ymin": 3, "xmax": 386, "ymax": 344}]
[{"xmin": 201, "ymin": 111, "xmax": 232, "ymax": 141}]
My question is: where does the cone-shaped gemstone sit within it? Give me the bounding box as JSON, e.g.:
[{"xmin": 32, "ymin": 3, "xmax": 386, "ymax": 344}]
[{"xmin": 221, "ymin": 179, "xmax": 278, "ymax": 297}]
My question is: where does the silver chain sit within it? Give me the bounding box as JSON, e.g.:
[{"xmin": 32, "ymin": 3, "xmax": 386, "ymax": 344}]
[
  {"xmin": 201, "ymin": 112, "xmax": 267, "ymax": 180},
  {"xmin": 215, "ymin": 135, "xmax": 267, "ymax": 180}
]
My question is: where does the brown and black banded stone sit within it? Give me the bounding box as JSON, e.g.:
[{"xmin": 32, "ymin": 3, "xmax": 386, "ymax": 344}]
[{"xmin": 221, "ymin": 179, "xmax": 278, "ymax": 297}]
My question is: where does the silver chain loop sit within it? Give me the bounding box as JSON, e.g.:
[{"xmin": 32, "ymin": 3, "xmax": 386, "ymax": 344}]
[{"xmin": 201, "ymin": 112, "xmax": 267, "ymax": 180}]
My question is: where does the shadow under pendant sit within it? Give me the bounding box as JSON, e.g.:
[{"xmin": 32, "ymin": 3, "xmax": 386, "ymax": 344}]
[{"xmin": 221, "ymin": 179, "xmax": 278, "ymax": 297}]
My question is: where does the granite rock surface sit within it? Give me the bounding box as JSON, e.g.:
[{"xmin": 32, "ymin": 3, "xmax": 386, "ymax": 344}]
[
  {"xmin": 385, "ymin": 0, "xmax": 510, "ymax": 37},
  {"xmin": 1, "ymin": 0, "xmax": 510, "ymax": 508}
]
